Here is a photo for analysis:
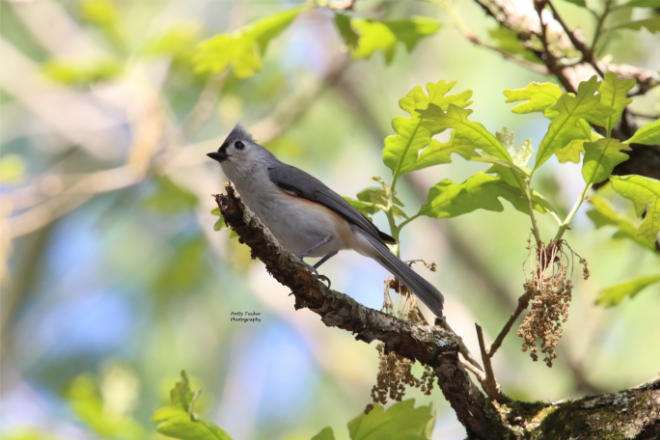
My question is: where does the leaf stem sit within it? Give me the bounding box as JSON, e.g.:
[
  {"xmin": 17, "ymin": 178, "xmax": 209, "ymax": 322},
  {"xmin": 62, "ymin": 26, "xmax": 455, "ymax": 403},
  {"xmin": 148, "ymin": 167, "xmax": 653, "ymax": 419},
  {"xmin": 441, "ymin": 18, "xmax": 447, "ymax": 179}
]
[
  {"xmin": 525, "ymin": 179, "xmax": 543, "ymax": 246},
  {"xmin": 554, "ymin": 183, "xmax": 592, "ymax": 241}
]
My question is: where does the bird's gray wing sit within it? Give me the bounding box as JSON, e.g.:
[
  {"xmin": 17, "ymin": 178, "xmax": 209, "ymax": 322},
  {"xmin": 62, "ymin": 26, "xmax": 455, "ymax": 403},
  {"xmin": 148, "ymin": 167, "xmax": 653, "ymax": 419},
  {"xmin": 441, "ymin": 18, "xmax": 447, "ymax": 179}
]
[{"xmin": 268, "ymin": 164, "xmax": 395, "ymax": 244}]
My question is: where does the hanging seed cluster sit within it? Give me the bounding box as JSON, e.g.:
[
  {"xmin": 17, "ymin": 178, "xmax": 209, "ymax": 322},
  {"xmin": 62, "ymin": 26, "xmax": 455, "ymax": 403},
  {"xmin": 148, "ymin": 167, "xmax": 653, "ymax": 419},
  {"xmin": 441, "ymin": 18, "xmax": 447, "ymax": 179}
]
[
  {"xmin": 518, "ymin": 239, "xmax": 588, "ymax": 367},
  {"xmin": 366, "ymin": 343, "xmax": 435, "ymax": 414}
]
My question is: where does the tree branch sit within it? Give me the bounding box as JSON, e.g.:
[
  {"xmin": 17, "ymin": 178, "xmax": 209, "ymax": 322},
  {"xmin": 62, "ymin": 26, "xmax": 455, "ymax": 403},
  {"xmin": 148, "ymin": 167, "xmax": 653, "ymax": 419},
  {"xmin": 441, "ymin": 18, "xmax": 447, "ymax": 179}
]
[{"xmin": 215, "ymin": 182, "xmax": 660, "ymax": 439}]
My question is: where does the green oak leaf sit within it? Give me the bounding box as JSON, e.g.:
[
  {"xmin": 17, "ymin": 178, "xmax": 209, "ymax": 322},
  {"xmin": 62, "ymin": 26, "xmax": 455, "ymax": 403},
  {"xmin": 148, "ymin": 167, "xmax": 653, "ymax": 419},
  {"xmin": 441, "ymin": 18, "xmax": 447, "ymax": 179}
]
[
  {"xmin": 385, "ymin": 17, "xmax": 442, "ymax": 51},
  {"xmin": 334, "ymin": 13, "xmax": 359, "ymax": 50},
  {"xmin": 383, "ymin": 80, "xmax": 473, "ymax": 177},
  {"xmin": 626, "ymin": 119, "xmax": 660, "ymax": 145},
  {"xmin": 582, "ymin": 138, "xmax": 631, "ymax": 184},
  {"xmin": 512, "ymin": 137, "xmax": 534, "ymax": 167},
  {"xmin": 346, "ymin": 17, "xmax": 440, "ymax": 64},
  {"xmin": 488, "ymin": 27, "xmax": 540, "ymax": 63},
  {"xmin": 596, "ymin": 274, "xmax": 660, "ymax": 307},
  {"xmin": 599, "ymin": 72, "xmax": 635, "ymax": 135},
  {"xmin": 609, "ymin": 17, "xmax": 660, "ymax": 34},
  {"xmin": 348, "ymin": 400, "xmax": 434, "ymax": 440},
  {"xmin": 555, "ymin": 130, "xmax": 602, "ymax": 164},
  {"xmin": 610, "ymin": 175, "xmax": 660, "ymax": 244},
  {"xmin": 418, "ymin": 172, "xmax": 550, "ymax": 219},
  {"xmin": 211, "ymin": 207, "xmax": 226, "ymax": 231},
  {"xmin": 587, "ymin": 195, "xmax": 656, "ymax": 251},
  {"xmin": 194, "ymin": 7, "xmax": 302, "ymax": 77},
  {"xmin": 533, "ymin": 76, "xmax": 616, "ymax": 170},
  {"xmin": 410, "ymin": 132, "xmax": 479, "ymax": 172},
  {"xmin": 503, "ymin": 82, "xmax": 562, "ymax": 117},
  {"xmin": 343, "ymin": 196, "xmax": 381, "ymax": 217},
  {"xmin": 153, "ymin": 371, "xmax": 232, "ymax": 440},
  {"xmin": 311, "ymin": 427, "xmax": 336, "ymax": 440},
  {"xmin": 417, "ymin": 104, "xmax": 512, "ymax": 162}
]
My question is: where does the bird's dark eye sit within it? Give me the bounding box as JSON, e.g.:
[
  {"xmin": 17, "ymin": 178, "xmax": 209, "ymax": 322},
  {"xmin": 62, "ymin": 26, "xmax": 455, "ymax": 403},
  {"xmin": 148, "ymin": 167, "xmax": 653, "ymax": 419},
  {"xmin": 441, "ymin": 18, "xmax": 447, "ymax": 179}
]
[{"xmin": 235, "ymin": 141, "xmax": 245, "ymax": 150}]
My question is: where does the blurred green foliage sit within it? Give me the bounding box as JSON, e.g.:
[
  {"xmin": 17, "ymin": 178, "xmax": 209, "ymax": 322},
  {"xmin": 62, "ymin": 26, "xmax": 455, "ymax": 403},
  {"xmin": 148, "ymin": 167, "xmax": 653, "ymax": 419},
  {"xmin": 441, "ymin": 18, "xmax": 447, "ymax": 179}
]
[{"xmin": 2, "ymin": 0, "xmax": 659, "ymax": 439}]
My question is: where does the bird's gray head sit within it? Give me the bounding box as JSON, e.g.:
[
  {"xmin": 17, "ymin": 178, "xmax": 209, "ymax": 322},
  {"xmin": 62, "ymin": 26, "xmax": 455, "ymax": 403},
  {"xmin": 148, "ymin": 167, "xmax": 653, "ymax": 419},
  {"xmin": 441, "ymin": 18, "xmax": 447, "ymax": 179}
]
[{"xmin": 207, "ymin": 123, "xmax": 276, "ymax": 174}]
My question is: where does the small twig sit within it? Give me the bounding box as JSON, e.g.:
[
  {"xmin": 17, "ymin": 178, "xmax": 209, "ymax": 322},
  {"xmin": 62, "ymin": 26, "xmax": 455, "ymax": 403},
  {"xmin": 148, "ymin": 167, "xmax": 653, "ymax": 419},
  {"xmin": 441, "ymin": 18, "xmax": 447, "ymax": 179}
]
[
  {"xmin": 476, "ymin": 324, "xmax": 501, "ymax": 401},
  {"xmin": 488, "ymin": 291, "xmax": 534, "ymax": 358},
  {"xmin": 627, "ymin": 110, "xmax": 659, "ymax": 120},
  {"xmin": 546, "ymin": 0, "xmax": 604, "ymax": 78},
  {"xmin": 437, "ymin": 318, "xmax": 484, "ymax": 374}
]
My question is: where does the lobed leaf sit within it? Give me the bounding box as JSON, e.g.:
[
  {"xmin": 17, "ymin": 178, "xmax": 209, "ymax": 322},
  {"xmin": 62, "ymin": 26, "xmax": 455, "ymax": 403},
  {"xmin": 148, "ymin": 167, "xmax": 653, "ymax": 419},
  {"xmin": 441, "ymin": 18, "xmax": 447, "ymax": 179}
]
[
  {"xmin": 194, "ymin": 7, "xmax": 302, "ymax": 77},
  {"xmin": 418, "ymin": 172, "xmax": 550, "ymax": 219},
  {"xmin": 417, "ymin": 104, "xmax": 512, "ymax": 162},
  {"xmin": 595, "ymin": 274, "xmax": 660, "ymax": 307},
  {"xmin": 533, "ymin": 76, "xmax": 616, "ymax": 170},
  {"xmin": 626, "ymin": 118, "xmax": 660, "ymax": 145},
  {"xmin": 410, "ymin": 132, "xmax": 479, "ymax": 172},
  {"xmin": 153, "ymin": 371, "xmax": 233, "ymax": 440},
  {"xmin": 610, "ymin": 175, "xmax": 660, "ymax": 244},
  {"xmin": 587, "ymin": 195, "xmax": 656, "ymax": 251},
  {"xmin": 348, "ymin": 400, "xmax": 434, "ymax": 440},
  {"xmin": 582, "ymin": 138, "xmax": 631, "ymax": 185},
  {"xmin": 341, "ymin": 17, "xmax": 440, "ymax": 64},
  {"xmin": 383, "ymin": 81, "xmax": 473, "ymax": 177},
  {"xmin": 503, "ymin": 82, "xmax": 562, "ymax": 117},
  {"xmin": 599, "ymin": 72, "xmax": 635, "ymax": 135}
]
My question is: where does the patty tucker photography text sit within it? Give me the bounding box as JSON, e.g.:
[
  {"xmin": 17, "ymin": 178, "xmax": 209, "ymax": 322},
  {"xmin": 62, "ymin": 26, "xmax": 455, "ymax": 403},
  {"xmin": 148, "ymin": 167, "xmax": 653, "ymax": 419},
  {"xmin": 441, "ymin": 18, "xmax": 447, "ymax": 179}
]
[{"xmin": 230, "ymin": 311, "xmax": 262, "ymax": 323}]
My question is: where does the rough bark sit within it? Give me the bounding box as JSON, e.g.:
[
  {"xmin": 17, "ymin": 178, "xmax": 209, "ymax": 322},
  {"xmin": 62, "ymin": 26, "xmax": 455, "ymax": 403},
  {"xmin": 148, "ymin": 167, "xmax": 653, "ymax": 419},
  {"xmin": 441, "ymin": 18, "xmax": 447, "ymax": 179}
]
[{"xmin": 215, "ymin": 183, "xmax": 660, "ymax": 439}]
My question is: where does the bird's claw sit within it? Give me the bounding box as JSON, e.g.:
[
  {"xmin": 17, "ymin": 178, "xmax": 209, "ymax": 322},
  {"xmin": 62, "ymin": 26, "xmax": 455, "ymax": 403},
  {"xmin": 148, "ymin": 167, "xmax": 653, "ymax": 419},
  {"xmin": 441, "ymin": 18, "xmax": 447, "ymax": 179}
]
[{"xmin": 301, "ymin": 261, "xmax": 332, "ymax": 289}]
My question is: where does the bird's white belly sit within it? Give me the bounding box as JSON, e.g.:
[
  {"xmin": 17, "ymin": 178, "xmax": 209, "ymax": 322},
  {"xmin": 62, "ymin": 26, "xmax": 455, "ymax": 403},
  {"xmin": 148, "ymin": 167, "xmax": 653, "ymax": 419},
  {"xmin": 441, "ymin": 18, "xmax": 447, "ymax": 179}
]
[{"xmin": 237, "ymin": 182, "xmax": 351, "ymax": 257}]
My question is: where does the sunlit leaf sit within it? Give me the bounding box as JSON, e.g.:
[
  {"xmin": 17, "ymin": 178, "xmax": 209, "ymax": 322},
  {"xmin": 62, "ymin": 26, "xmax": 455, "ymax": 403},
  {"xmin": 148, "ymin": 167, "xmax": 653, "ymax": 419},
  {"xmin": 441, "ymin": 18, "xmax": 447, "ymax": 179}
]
[
  {"xmin": 385, "ymin": 17, "xmax": 441, "ymax": 51},
  {"xmin": 626, "ymin": 118, "xmax": 660, "ymax": 145},
  {"xmin": 609, "ymin": 17, "xmax": 660, "ymax": 34},
  {"xmin": 140, "ymin": 22, "xmax": 200, "ymax": 63},
  {"xmin": 311, "ymin": 427, "xmax": 335, "ymax": 440},
  {"xmin": 599, "ymin": 72, "xmax": 635, "ymax": 135},
  {"xmin": 596, "ymin": 274, "xmax": 660, "ymax": 307},
  {"xmin": 194, "ymin": 7, "xmax": 302, "ymax": 77},
  {"xmin": 503, "ymin": 82, "xmax": 562, "ymax": 117},
  {"xmin": 488, "ymin": 27, "xmax": 541, "ymax": 63},
  {"xmin": 343, "ymin": 196, "xmax": 381, "ymax": 217},
  {"xmin": 418, "ymin": 104, "xmax": 512, "ymax": 162},
  {"xmin": 42, "ymin": 57, "xmax": 123, "ymax": 85},
  {"xmin": 383, "ymin": 80, "xmax": 473, "ymax": 177},
  {"xmin": 153, "ymin": 371, "xmax": 233, "ymax": 440},
  {"xmin": 587, "ymin": 194, "xmax": 656, "ymax": 251},
  {"xmin": 512, "ymin": 137, "xmax": 534, "ymax": 167},
  {"xmin": 347, "ymin": 17, "xmax": 440, "ymax": 64},
  {"xmin": 419, "ymin": 172, "xmax": 550, "ymax": 219},
  {"xmin": 348, "ymin": 400, "xmax": 434, "ymax": 440},
  {"xmin": 410, "ymin": 132, "xmax": 479, "ymax": 172},
  {"xmin": 582, "ymin": 138, "xmax": 631, "ymax": 184},
  {"xmin": 610, "ymin": 175, "xmax": 660, "ymax": 244},
  {"xmin": 533, "ymin": 76, "xmax": 616, "ymax": 170},
  {"xmin": 80, "ymin": 0, "xmax": 118, "ymax": 29}
]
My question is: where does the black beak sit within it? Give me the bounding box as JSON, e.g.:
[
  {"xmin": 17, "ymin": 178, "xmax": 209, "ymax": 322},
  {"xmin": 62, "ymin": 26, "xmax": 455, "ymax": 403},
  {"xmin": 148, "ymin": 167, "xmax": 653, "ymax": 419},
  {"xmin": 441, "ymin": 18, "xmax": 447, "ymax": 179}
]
[{"xmin": 207, "ymin": 151, "xmax": 228, "ymax": 162}]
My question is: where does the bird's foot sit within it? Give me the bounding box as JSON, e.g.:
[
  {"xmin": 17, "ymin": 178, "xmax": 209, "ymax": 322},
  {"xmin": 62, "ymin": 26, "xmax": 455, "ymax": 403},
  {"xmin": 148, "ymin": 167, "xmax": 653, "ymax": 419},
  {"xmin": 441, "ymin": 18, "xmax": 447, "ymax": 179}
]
[{"xmin": 299, "ymin": 260, "xmax": 332, "ymax": 289}]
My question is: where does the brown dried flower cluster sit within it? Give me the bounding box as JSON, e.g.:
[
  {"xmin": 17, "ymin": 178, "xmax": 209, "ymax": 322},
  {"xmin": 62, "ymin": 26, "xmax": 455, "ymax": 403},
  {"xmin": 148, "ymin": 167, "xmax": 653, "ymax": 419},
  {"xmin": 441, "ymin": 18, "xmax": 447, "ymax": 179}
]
[
  {"xmin": 366, "ymin": 343, "xmax": 435, "ymax": 414},
  {"xmin": 518, "ymin": 239, "xmax": 588, "ymax": 367}
]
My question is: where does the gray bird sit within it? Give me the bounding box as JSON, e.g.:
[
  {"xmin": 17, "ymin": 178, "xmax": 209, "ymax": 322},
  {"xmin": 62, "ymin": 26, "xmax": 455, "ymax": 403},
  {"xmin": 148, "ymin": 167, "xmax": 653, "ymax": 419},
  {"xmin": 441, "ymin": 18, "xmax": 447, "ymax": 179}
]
[{"xmin": 208, "ymin": 123, "xmax": 444, "ymax": 317}]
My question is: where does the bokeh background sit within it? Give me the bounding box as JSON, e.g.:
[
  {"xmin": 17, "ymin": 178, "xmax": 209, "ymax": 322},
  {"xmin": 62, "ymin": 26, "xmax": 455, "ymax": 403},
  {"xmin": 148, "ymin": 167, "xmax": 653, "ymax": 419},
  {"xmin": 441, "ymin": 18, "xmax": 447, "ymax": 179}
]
[{"xmin": 1, "ymin": 0, "xmax": 659, "ymax": 439}]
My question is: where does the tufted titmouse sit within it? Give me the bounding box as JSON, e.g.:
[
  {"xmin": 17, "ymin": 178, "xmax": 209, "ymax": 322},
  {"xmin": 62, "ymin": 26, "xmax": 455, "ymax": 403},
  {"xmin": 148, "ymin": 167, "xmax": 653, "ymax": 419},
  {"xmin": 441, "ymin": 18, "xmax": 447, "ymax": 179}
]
[{"xmin": 208, "ymin": 123, "xmax": 444, "ymax": 317}]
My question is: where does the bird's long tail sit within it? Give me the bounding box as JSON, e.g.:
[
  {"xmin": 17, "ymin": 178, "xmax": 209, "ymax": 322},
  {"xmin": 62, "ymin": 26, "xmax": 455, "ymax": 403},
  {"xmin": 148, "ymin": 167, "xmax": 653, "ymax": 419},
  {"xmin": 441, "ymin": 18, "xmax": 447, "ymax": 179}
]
[{"xmin": 363, "ymin": 234, "xmax": 444, "ymax": 317}]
